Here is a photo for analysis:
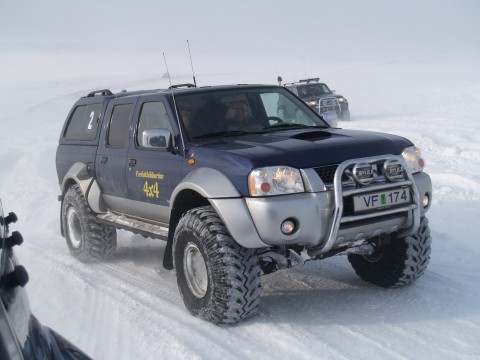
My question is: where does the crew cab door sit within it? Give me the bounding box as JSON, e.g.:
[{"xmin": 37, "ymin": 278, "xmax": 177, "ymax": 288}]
[
  {"xmin": 96, "ymin": 97, "xmax": 137, "ymax": 213},
  {"xmin": 125, "ymin": 96, "xmax": 185, "ymax": 224}
]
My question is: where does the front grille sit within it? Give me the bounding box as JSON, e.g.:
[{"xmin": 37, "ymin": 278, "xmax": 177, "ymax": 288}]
[
  {"xmin": 314, "ymin": 164, "xmax": 349, "ymax": 184},
  {"xmin": 320, "ymin": 98, "xmax": 338, "ymax": 107}
]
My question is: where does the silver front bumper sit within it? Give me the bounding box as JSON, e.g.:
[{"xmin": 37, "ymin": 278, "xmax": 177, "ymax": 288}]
[{"xmin": 213, "ymin": 156, "xmax": 432, "ymax": 252}]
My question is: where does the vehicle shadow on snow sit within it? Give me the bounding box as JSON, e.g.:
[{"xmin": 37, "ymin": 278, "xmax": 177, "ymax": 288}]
[
  {"xmin": 255, "ymin": 258, "xmax": 478, "ymax": 326},
  {"xmin": 92, "ymin": 233, "xmax": 478, "ymax": 327}
]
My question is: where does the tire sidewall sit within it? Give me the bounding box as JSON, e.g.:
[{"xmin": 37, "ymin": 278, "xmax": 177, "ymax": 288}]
[
  {"xmin": 173, "ymin": 224, "xmax": 215, "ymax": 317},
  {"xmin": 61, "ymin": 185, "xmax": 117, "ymax": 261},
  {"xmin": 62, "ymin": 187, "xmax": 88, "ymax": 257}
]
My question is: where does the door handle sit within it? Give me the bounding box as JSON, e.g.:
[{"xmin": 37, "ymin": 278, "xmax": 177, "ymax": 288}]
[
  {"xmin": 100, "ymin": 157, "xmax": 108, "ymax": 164},
  {"xmin": 129, "ymin": 159, "xmax": 137, "ymax": 166}
]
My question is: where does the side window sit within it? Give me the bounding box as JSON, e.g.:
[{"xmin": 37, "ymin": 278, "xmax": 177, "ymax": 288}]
[
  {"xmin": 107, "ymin": 103, "xmax": 133, "ymax": 148},
  {"xmin": 260, "ymin": 93, "xmax": 279, "ymax": 117},
  {"xmin": 64, "ymin": 103, "xmax": 102, "ymax": 140},
  {"xmin": 136, "ymin": 102, "xmax": 173, "ymax": 147}
]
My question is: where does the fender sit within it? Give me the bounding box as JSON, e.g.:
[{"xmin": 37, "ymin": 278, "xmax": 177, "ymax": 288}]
[
  {"xmin": 170, "ymin": 167, "xmax": 241, "ymax": 200},
  {"xmin": 169, "ymin": 167, "xmax": 267, "ymax": 248},
  {"xmin": 61, "ymin": 162, "xmax": 106, "ymax": 213}
]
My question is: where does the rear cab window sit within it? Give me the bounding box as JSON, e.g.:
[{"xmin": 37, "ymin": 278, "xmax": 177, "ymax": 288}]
[{"xmin": 63, "ymin": 103, "xmax": 103, "ymax": 141}]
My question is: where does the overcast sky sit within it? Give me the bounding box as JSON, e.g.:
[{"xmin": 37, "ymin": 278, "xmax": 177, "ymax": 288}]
[
  {"xmin": 2, "ymin": 0, "xmax": 478, "ymax": 55},
  {"xmin": 1, "ymin": 0, "xmax": 479, "ymax": 85}
]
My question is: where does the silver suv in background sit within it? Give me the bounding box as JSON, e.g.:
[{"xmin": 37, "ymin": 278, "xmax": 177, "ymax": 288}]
[{"xmin": 279, "ymin": 77, "xmax": 350, "ymax": 121}]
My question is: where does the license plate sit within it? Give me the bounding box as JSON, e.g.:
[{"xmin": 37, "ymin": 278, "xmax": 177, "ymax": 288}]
[{"xmin": 353, "ymin": 188, "xmax": 411, "ymax": 212}]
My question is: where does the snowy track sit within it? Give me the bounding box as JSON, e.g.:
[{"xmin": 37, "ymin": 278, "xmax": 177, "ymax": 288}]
[{"xmin": 1, "ymin": 54, "xmax": 479, "ymax": 359}]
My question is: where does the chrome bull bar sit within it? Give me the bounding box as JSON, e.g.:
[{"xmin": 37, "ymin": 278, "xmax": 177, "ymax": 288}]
[{"xmin": 309, "ymin": 155, "xmax": 421, "ymax": 256}]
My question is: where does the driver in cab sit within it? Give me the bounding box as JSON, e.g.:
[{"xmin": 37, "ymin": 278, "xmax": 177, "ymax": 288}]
[{"xmin": 224, "ymin": 100, "xmax": 261, "ymax": 131}]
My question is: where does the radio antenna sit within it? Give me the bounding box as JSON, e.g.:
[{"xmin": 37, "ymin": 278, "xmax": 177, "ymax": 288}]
[
  {"xmin": 187, "ymin": 40, "xmax": 197, "ymax": 87},
  {"xmin": 163, "ymin": 52, "xmax": 186, "ymax": 155}
]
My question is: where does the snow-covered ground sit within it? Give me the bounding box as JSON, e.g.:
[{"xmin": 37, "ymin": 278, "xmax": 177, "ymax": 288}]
[
  {"xmin": 1, "ymin": 47, "xmax": 479, "ymax": 359},
  {"xmin": 1, "ymin": 0, "xmax": 480, "ymax": 357}
]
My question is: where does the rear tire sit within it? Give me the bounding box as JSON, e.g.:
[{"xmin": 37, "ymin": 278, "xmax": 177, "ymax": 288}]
[
  {"xmin": 62, "ymin": 185, "xmax": 117, "ymax": 261},
  {"xmin": 348, "ymin": 217, "xmax": 431, "ymax": 287},
  {"xmin": 173, "ymin": 206, "xmax": 262, "ymax": 324}
]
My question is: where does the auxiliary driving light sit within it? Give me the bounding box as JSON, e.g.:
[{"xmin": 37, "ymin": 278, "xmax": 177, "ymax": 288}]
[
  {"xmin": 423, "ymin": 194, "xmax": 430, "ymax": 208},
  {"xmin": 281, "ymin": 220, "xmax": 296, "ymax": 235}
]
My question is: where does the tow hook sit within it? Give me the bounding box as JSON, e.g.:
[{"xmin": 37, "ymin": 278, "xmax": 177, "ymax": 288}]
[
  {"xmin": 259, "ymin": 249, "xmax": 304, "ymax": 275},
  {"xmin": 312, "ymin": 240, "xmax": 376, "ymax": 260}
]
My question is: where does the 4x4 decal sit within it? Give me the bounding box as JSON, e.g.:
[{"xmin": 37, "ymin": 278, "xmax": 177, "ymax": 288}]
[
  {"xmin": 135, "ymin": 171, "xmax": 164, "ymax": 199},
  {"xmin": 143, "ymin": 181, "xmax": 159, "ymax": 198}
]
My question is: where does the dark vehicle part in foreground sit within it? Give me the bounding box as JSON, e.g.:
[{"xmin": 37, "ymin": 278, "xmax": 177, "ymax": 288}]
[
  {"xmin": 0, "ymin": 199, "xmax": 91, "ymax": 359},
  {"xmin": 280, "ymin": 77, "xmax": 350, "ymax": 121},
  {"xmin": 56, "ymin": 84, "xmax": 432, "ymax": 324}
]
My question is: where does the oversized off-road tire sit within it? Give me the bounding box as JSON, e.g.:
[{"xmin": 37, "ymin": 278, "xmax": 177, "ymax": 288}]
[
  {"xmin": 173, "ymin": 206, "xmax": 262, "ymax": 324},
  {"xmin": 61, "ymin": 185, "xmax": 116, "ymax": 261},
  {"xmin": 341, "ymin": 109, "xmax": 351, "ymax": 121},
  {"xmin": 348, "ymin": 216, "xmax": 431, "ymax": 287}
]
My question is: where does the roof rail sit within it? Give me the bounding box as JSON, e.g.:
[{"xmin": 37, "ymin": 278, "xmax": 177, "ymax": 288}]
[
  {"xmin": 169, "ymin": 83, "xmax": 196, "ymax": 90},
  {"xmin": 86, "ymin": 89, "xmax": 113, "ymax": 97},
  {"xmin": 298, "ymin": 78, "xmax": 320, "ymax": 83}
]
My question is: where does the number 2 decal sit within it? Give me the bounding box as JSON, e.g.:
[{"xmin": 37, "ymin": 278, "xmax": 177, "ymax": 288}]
[{"xmin": 88, "ymin": 111, "xmax": 94, "ymax": 130}]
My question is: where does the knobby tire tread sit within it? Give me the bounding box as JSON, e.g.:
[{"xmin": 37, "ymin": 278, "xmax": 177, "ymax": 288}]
[
  {"xmin": 348, "ymin": 217, "xmax": 431, "ymax": 288},
  {"xmin": 173, "ymin": 206, "xmax": 261, "ymax": 324},
  {"xmin": 62, "ymin": 185, "xmax": 116, "ymax": 261}
]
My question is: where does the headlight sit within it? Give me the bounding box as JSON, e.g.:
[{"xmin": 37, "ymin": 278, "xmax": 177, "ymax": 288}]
[
  {"xmin": 402, "ymin": 146, "xmax": 425, "ymax": 173},
  {"xmin": 249, "ymin": 166, "xmax": 305, "ymax": 196},
  {"xmin": 338, "ymin": 97, "xmax": 346, "ymax": 102},
  {"xmin": 306, "ymin": 100, "xmax": 318, "ymax": 106}
]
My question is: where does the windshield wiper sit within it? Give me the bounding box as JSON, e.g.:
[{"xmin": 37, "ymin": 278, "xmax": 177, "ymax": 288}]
[
  {"xmin": 263, "ymin": 123, "xmax": 321, "ymax": 130},
  {"xmin": 193, "ymin": 130, "xmax": 253, "ymax": 139}
]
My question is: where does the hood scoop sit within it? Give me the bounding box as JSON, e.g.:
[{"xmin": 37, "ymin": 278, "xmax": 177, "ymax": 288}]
[{"xmin": 291, "ymin": 130, "xmax": 332, "ymax": 142}]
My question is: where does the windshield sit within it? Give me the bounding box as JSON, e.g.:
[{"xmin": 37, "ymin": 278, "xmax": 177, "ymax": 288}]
[
  {"xmin": 294, "ymin": 83, "xmax": 332, "ymax": 98},
  {"xmin": 175, "ymin": 87, "xmax": 329, "ymax": 141}
]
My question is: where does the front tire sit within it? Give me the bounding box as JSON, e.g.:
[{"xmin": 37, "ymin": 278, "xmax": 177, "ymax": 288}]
[
  {"xmin": 61, "ymin": 185, "xmax": 117, "ymax": 261},
  {"xmin": 348, "ymin": 217, "xmax": 431, "ymax": 287},
  {"xmin": 341, "ymin": 108, "xmax": 351, "ymax": 121},
  {"xmin": 173, "ymin": 206, "xmax": 262, "ymax": 324}
]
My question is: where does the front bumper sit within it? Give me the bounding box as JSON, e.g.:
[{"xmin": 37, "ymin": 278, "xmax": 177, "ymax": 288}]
[{"xmin": 211, "ymin": 155, "xmax": 432, "ymax": 253}]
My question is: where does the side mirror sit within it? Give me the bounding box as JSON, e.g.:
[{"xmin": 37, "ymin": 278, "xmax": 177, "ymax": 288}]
[{"xmin": 142, "ymin": 128, "xmax": 173, "ymax": 150}]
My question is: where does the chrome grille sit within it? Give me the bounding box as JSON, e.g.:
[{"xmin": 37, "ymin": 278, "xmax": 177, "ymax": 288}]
[{"xmin": 314, "ymin": 164, "xmax": 349, "ymax": 184}]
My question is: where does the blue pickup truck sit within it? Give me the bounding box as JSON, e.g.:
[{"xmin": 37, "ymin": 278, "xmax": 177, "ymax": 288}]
[{"xmin": 56, "ymin": 84, "xmax": 432, "ymax": 324}]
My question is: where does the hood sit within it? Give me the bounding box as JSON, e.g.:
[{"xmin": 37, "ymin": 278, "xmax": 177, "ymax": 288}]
[
  {"xmin": 194, "ymin": 128, "xmax": 412, "ymax": 169},
  {"xmin": 190, "ymin": 128, "xmax": 412, "ymax": 195}
]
